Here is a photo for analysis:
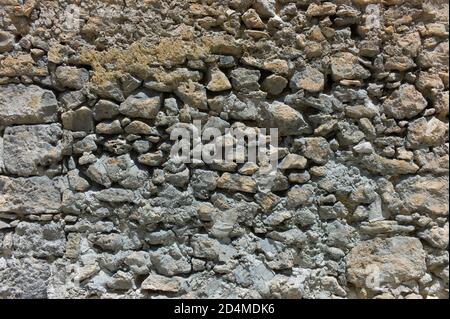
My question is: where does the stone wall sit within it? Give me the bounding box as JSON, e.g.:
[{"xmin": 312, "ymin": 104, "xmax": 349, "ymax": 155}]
[{"xmin": 0, "ymin": 0, "xmax": 448, "ymax": 299}]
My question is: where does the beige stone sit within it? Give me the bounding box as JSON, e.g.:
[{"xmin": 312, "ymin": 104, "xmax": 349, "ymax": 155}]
[
  {"xmin": 217, "ymin": 173, "xmax": 257, "ymax": 193},
  {"xmin": 306, "ymin": 2, "xmax": 337, "ymax": 17},
  {"xmin": 279, "ymin": 154, "xmax": 307, "ymax": 170},
  {"xmin": 346, "ymin": 237, "xmax": 426, "ymax": 290},
  {"xmin": 206, "ymin": 67, "xmax": 232, "ymax": 92},
  {"xmin": 138, "ymin": 151, "xmax": 165, "ymax": 166},
  {"xmin": 292, "ymin": 66, "xmax": 325, "ymax": 93},
  {"xmin": 242, "ymin": 9, "xmax": 265, "ymax": 29},
  {"xmin": 0, "ymin": 176, "xmax": 61, "ymax": 215},
  {"xmin": 396, "ymin": 175, "xmax": 449, "ymax": 216},
  {"xmin": 383, "ymin": 84, "xmax": 427, "ymax": 120},
  {"xmin": 124, "ymin": 121, "xmax": 153, "ymax": 135},
  {"xmin": 141, "ymin": 274, "xmax": 181, "ymax": 292},
  {"xmin": 407, "ymin": 117, "xmax": 448, "ymax": 149},
  {"xmin": 62, "ymin": 107, "xmax": 94, "ymax": 132},
  {"xmin": 362, "ymin": 154, "xmax": 419, "ymax": 176},
  {"xmin": 331, "ymin": 52, "xmax": 370, "ymax": 81}
]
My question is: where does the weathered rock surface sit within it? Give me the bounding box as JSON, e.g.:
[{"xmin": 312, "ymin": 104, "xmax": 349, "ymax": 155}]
[
  {"xmin": 217, "ymin": 173, "xmax": 257, "ymax": 193},
  {"xmin": 0, "ymin": 0, "xmax": 448, "ymax": 300},
  {"xmin": 260, "ymin": 102, "xmax": 311, "ymax": 136},
  {"xmin": 383, "ymin": 84, "xmax": 428, "ymax": 120},
  {"xmin": 119, "ymin": 92, "xmax": 161, "ymax": 118},
  {"xmin": 346, "ymin": 237, "xmax": 426, "ymax": 294},
  {"xmin": 396, "ymin": 175, "xmax": 449, "ymax": 216},
  {"xmin": 0, "ymin": 85, "xmax": 57, "ymax": 127},
  {"xmin": 0, "ymin": 176, "xmax": 61, "ymax": 215},
  {"xmin": 2, "ymin": 124, "xmax": 63, "ymax": 176}
]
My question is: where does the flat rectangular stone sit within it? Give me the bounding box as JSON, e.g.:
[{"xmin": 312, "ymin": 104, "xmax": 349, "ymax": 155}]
[
  {"xmin": 2, "ymin": 124, "xmax": 63, "ymax": 176},
  {"xmin": 0, "ymin": 176, "xmax": 61, "ymax": 215},
  {"xmin": 217, "ymin": 172, "xmax": 257, "ymax": 193},
  {"xmin": 0, "ymin": 84, "xmax": 58, "ymax": 128}
]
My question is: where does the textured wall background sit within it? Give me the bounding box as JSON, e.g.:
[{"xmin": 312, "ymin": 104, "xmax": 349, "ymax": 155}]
[{"xmin": 0, "ymin": 0, "xmax": 448, "ymax": 299}]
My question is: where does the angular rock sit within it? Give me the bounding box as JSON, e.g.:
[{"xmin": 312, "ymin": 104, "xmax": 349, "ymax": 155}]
[
  {"xmin": 291, "ymin": 66, "xmax": 325, "ymax": 93},
  {"xmin": 96, "ymin": 120, "xmax": 123, "ymax": 135},
  {"xmin": 94, "ymin": 188, "xmax": 135, "ymax": 203},
  {"xmin": 331, "ymin": 52, "xmax": 370, "ymax": 81},
  {"xmin": 263, "ymin": 59, "xmax": 289, "ymax": 76},
  {"xmin": 67, "ymin": 169, "xmax": 90, "ymax": 192},
  {"xmin": 345, "ymin": 104, "xmax": 379, "ymax": 119},
  {"xmin": 346, "ymin": 237, "xmax": 426, "ymax": 290},
  {"xmin": 296, "ymin": 137, "xmax": 333, "ymax": 165},
  {"xmin": 91, "ymin": 80, "xmax": 125, "ymax": 102},
  {"xmin": 54, "ymin": 66, "xmax": 89, "ymax": 90},
  {"xmin": 337, "ymin": 122, "xmax": 365, "ymax": 146},
  {"xmin": 138, "ymin": 151, "xmax": 165, "ymax": 166},
  {"xmin": 306, "ymin": 2, "xmax": 337, "ymax": 17},
  {"xmin": 86, "ymin": 160, "xmax": 111, "ymax": 187},
  {"xmin": 242, "ymin": 9, "xmax": 265, "ymax": 29},
  {"xmin": 191, "ymin": 234, "xmax": 221, "ymax": 260},
  {"xmin": 253, "ymin": 0, "xmax": 276, "ymax": 18},
  {"xmin": 407, "ymin": 117, "xmax": 448, "ymax": 149},
  {"xmin": 62, "ymin": 107, "xmax": 94, "ymax": 132},
  {"xmin": 353, "ymin": 141, "xmax": 374, "ymax": 154},
  {"xmin": 279, "ymin": 154, "xmax": 307, "ymax": 170},
  {"xmin": 418, "ymin": 226, "xmax": 449, "ymax": 250},
  {"xmin": 261, "ymin": 75, "xmax": 288, "ymax": 95},
  {"xmin": 165, "ymin": 168, "xmax": 190, "ymax": 188},
  {"xmin": 93, "ymin": 100, "xmax": 120, "ymax": 120},
  {"xmin": 259, "ymin": 101, "xmax": 311, "ymax": 136},
  {"xmin": 0, "ymin": 84, "xmax": 57, "ymax": 127},
  {"xmin": 119, "ymin": 92, "xmax": 161, "ymax": 118},
  {"xmin": 0, "ymin": 176, "xmax": 61, "ymax": 215},
  {"xmin": 124, "ymin": 121, "xmax": 153, "ymax": 135},
  {"xmin": 382, "ymin": 84, "xmax": 427, "ymax": 120},
  {"xmin": 361, "ymin": 154, "xmax": 419, "ymax": 176},
  {"xmin": 107, "ymin": 271, "xmax": 134, "ymax": 290},
  {"xmin": 2, "ymin": 124, "xmax": 62, "ymax": 176},
  {"xmin": 191, "ymin": 169, "xmax": 219, "ymax": 199},
  {"xmin": 217, "ymin": 173, "xmax": 257, "ymax": 193},
  {"xmin": 150, "ymin": 246, "xmax": 191, "ymax": 276},
  {"xmin": 206, "ymin": 67, "xmax": 232, "ymax": 92},
  {"xmin": 287, "ymin": 184, "xmax": 315, "ymax": 209},
  {"xmin": 73, "ymin": 135, "xmax": 97, "ymax": 154},
  {"xmin": 396, "ymin": 175, "xmax": 449, "ymax": 216},
  {"xmin": 416, "ymin": 71, "xmax": 444, "ymax": 94},
  {"xmin": 359, "ymin": 221, "xmax": 415, "ymax": 236},
  {"xmin": 175, "ymin": 80, "xmax": 208, "ymax": 110},
  {"xmin": 141, "ymin": 274, "xmax": 181, "ymax": 293},
  {"xmin": 124, "ymin": 251, "xmax": 151, "ymax": 275},
  {"xmin": 211, "ymin": 93, "xmax": 259, "ymax": 121},
  {"xmin": 230, "ymin": 68, "xmax": 261, "ymax": 92}
]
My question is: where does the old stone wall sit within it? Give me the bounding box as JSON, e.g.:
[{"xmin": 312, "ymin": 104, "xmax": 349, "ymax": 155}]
[{"xmin": 0, "ymin": 0, "xmax": 448, "ymax": 299}]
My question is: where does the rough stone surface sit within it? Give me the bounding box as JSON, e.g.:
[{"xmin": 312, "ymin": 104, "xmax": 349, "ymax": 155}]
[
  {"xmin": 2, "ymin": 124, "xmax": 63, "ymax": 176},
  {"xmin": 0, "ymin": 85, "xmax": 57, "ymax": 128},
  {"xmin": 62, "ymin": 107, "xmax": 94, "ymax": 133},
  {"xmin": 346, "ymin": 237, "xmax": 427, "ymax": 297},
  {"xmin": 0, "ymin": 176, "xmax": 61, "ymax": 215},
  {"xmin": 383, "ymin": 84, "xmax": 428, "ymax": 120},
  {"xmin": 0, "ymin": 0, "xmax": 448, "ymax": 300},
  {"xmin": 291, "ymin": 66, "xmax": 325, "ymax": 93}
]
